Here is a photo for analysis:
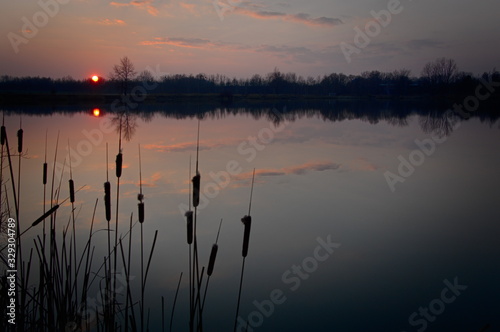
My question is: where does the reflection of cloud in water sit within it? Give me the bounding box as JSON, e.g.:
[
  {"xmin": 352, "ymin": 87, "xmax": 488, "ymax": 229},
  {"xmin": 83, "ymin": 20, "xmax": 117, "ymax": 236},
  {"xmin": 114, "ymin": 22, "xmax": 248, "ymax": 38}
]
[
  {"xmin": 143, "ymin": 141, "xmax": 226, "ymax": 153},
  {"xmin": 231, "ymin": 161, "xmax": 341, "ymax": 187}
]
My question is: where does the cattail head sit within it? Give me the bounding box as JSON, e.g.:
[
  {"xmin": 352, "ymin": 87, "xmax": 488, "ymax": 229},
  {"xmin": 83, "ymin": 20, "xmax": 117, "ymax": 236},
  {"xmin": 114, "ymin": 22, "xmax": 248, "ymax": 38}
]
[
  {"xmin": 69, "ymin": 179, "xmax": 75, "ymax": 203},
  {"xmin": 1, "ymin": 126, "xmax": 5, "ymax": 146},
  {"xmin": 104, "ymin": 181, "xmax": 111, "ymax": 222},
  {"xmin": 207, "ymin": 243, "xmax": 218, "ymax": 276},
  {"xmin": 192, "ymin": 173, "xmax": 200, "ymax": 208},
  {"xmin": 43, "ymin": 162, "xmax": 48, "ymax": 185},
  {"xmin": 138, "ymin": 202, "xmax": 145, "ymax": 223},
  {"xmin": 32, "ymin": 204, "xmax": 60, "ymax": 227},
  {"xmin": 115, "ymin": 152, "xmax": 123, "ymax": 178},
  {"xmin": 17, "ymin": 128, "xmax": 23, "ymax": 153},
  {"xmin": 241, "ymin": 215, "xmax": 251, "ymax": 257},
  {"xmin": 185, "ymin": 210, "xmax": 193, "ymax": 244}
]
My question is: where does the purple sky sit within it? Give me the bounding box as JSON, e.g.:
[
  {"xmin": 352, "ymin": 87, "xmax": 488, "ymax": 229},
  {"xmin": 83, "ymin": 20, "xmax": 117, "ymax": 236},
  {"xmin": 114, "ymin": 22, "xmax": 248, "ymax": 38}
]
[{"xmin": 1, "ymin": 0, "xmax": 499, "ymax": 79}]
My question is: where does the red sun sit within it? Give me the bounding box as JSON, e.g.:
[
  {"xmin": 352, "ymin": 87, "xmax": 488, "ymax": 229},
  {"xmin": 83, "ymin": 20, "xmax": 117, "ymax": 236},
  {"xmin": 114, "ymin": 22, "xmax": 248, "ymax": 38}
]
[
  {"xmin": 91, "ymin": 75, "xmax": 99, "ymax": 83},
  {"xmin": 93, "ymin": 108, "xmax": 100, "ymax": 117}
]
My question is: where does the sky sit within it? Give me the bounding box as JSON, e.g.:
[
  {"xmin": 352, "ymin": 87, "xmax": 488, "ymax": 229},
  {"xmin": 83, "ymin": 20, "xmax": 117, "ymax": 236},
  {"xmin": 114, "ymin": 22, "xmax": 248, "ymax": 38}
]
[{"xmin": 1, "ymin": 0, "xmax": 500, "ymax": 79}]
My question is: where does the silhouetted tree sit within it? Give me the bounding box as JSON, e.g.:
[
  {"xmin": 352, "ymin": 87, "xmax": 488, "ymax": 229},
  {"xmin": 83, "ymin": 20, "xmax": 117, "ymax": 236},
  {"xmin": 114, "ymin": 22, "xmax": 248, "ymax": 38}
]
[
  {"xmin": 421, "ymin": 57, "xmax": 458, "ymax": 86},
  {"xmin": 110, "ymin": 56, "xmax": 137, "ymax": 95},
  {"xmin": 137, "ymin": 69, "xmax": 155, "ymax": 83}
]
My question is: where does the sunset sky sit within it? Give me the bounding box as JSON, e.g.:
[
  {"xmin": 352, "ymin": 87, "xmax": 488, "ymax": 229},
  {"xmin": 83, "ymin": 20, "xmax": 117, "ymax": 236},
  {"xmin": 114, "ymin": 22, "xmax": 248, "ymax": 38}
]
[{"xmin": 1, "ymin": 0, "xmax": 499, "ymax": 79}]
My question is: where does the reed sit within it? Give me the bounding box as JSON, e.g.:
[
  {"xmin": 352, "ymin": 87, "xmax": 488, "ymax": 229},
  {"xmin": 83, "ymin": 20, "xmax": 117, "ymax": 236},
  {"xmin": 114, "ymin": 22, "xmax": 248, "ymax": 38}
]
[
  {"xmin": 0, "ymin": 114, "xmax": 261, "ymax": 332},
  {"xmin": 234, "ymin": 168, "xmax": 256, "ymax": 332},
  {"xmin": 201, "ymin": 219, "xmax": 223, "ymax": 317},
  {"xmin": 170, "ymin": 272, "xmax": 183, "ymax": 332}
]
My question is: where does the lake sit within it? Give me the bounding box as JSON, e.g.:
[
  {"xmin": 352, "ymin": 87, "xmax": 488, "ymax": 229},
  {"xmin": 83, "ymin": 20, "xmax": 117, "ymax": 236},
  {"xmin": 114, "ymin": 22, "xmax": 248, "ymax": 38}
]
[{"xmin": 1, "ymin": 101, "xmax": 499, "ymax": 332}]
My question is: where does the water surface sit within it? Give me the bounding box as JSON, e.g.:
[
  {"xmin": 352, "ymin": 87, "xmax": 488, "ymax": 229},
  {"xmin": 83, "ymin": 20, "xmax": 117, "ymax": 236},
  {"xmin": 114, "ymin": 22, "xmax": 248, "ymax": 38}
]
[{"xmin": 1, "ymin": 103, "xmax": 499, "ymax": 332}]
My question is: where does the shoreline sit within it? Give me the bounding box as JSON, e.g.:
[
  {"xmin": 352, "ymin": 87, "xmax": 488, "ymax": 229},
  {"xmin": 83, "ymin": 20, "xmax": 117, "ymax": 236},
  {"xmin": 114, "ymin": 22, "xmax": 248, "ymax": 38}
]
[{"xmin": 3, "ymin": 92, "xmax": 498, "ymax": 106}]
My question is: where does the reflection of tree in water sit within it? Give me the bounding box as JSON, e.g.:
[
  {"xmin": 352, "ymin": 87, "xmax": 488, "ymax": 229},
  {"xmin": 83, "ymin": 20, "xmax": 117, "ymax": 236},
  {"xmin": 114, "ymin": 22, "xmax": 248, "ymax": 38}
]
[
  {"xmin": 140, "ymin": 111, "xmax": 154, "ymax": 123},
  {"xmin": 419, "ymin": 111, "xmax": 459, "ymax": 137},
  {"xmin": 386, "ymin": 116, "xmax": 409, "ymax": 127},
  {"xmin": 112, "ymin": 111, "xmax": 138, "ymax": 142}
]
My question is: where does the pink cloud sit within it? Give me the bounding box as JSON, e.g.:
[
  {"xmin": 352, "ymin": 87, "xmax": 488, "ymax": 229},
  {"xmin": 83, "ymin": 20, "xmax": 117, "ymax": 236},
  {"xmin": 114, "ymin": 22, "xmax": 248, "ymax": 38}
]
[
  {"xmin": 230, "ymin": 161, "xmax": 341, "ymax": 187},
  {"xmin": 110, "ymin": 0, "xmax": 159, "ymax": 16},
  {"xmin": 84, "ymin": 18, "xmax": 126, "ymax": 26},
  {"xmin": 140, "ymin": 37, "xmax": 216, "ymax": 49},
  {"xmin": 143, "ymin": 140, "xmax": 226, "ymax": 153},
  {"xmin": 234, "ymin": 8, "xmax": 342, "ymax": 27}
]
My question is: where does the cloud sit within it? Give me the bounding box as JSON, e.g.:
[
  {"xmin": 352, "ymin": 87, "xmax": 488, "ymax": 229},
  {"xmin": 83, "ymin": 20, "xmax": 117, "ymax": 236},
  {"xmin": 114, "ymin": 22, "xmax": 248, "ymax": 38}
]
[
  {"xmin": 255, "ymin": 170, "xmax": 286, "ymax": 177},
  {"xmin": 349, "ymin": 158, "xmax": 379, "ymax": 172},
  {"xmin": 406, "ymin": 39, "xmax": 445, "ymax": 50},
  {"xmin": 234, "ymin": 8, "xmax": 342, "ymax": 27},
  {"xmin": 284, "ymin": 161, "xmax": 341, "ymax": 175},
  {"xmin": 140, "ymin": 172, "xmax": 164, "ymax": 188},
  {"xmin": 143, "ymin": 140, "xmax": 227, "ymax": 153},
  {"xmin": 110, "ymin": 0, "xmax": 159, "ymax": 16},
  {"xmin": 140, "ymin": 36, "xmax": 334, "ymax": 64},
  {"xmin": 140, "ymin": 37, "xmax": 217, "ymax": 48},
  {"xmin": 256, "ymin": 44, "xmax": 321, "ymax": 63},
  {"xmin": 120, "ymin": 171, "xmax": 166, "ymax": 189},
  {"xmin": 232, "ymin": 161, "xmax": 341, "ymax": 186},
  {"xmin": 84, "ymin": 18, "xmax": 126, "ymax": 26},
  {"xmin": 179, "ymin": 2, "xmax": 197, "ymax": 14}
]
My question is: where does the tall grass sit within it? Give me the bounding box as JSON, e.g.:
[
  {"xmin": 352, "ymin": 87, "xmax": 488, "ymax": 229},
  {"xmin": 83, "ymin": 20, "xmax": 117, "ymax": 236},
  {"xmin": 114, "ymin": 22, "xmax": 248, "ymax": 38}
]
[
  {"xmin": 0, "ymin": 115, "xmax": 258, "ymax": 332},
  {"xmin": 234, "ymin": 168, "xmax": 256, "ymax": 332}
]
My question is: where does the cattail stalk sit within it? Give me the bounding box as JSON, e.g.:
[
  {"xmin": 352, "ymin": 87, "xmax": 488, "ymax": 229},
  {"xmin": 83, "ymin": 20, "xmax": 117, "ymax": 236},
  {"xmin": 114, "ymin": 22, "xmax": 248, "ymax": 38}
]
[
  {"xmin": 170, "ymin": 272, "xmax": 183, "ymax": 332},
  {"xmin": 42, "ymin": 129, "xmax": 48, "ymax": 250},
  {"xmin": 190, "ymin": 120, "xmax": 202, "ymax": 332},
  {"xmin": 138, "ymin": 144, "xmax": 145, "ymax": 223},
  {"xmin": 112, "ymin": 117, "xmax": 124, "ymax": 330},
  {"xmin": 234, "ymin": 169, "xmax": 256, "ymax": 332},
  {"xmin": 68, "ymin": 140, "xmax": 78, "ymax": 305},
  {"xmin": 202, "ymin": 219, "xmax": 223, "ymax": 313}
]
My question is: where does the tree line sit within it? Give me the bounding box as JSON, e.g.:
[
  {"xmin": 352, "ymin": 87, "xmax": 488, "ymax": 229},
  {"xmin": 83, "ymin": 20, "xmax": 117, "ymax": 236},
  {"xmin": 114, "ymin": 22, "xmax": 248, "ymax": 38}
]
[{"xmin": 1, "ymin": 57, "xmax": 498, "ymax": 98}]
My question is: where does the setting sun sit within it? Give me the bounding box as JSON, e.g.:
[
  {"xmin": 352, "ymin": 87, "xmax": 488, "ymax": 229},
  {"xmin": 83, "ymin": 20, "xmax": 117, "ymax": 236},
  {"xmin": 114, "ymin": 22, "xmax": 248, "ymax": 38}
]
[
  {"xmin": 92, "ymin": 108, "xmax": 100, "ymax": 117},
  {"xmin": 91, "ymin": 75, "xmax": 99, "ymax": 83}
]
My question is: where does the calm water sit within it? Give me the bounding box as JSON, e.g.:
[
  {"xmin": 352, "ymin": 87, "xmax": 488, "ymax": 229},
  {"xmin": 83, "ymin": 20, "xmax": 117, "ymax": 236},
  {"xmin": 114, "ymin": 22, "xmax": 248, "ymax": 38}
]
[{"xmin": 1, "ymin": 103, "xmax": 500, "ymax": 331}]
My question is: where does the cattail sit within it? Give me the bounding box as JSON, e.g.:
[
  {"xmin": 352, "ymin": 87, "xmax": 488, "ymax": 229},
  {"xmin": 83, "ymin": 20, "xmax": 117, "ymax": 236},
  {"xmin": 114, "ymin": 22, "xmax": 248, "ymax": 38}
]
[
  {"xmin": 192, "ymin": 173, "xmax": 200, "ymax": 208},
  {"xmin": 32, "ymin": 204, "xmax": 59, "ymax": 227},
  {"xmin": 1, "ymin": 125, "xmax": 5, "ymax": 145},
  {"xmin": 185, "ymin": 211, "xmax": 193, "ymax": 244},
  {"xmin": 115, "ymin": 152, "xmax": 123, "ymax": 178},
  {"xmin": 207, "ymin": 243, "xmax": 218, "ymax": 276},
  {"xmin": 138, "ymin": 202, "xmax": 145, "ymax": 223},
  {"xmin": 17, "ymin": 128, "xmax": 23, "ymax": 153},
  {"xmin": 104, "ymin": 181, "xmax": 111, "ymax": 221},
  {"xmin": 69, "ymin": 179, "xmax": 75, "ymax": 203},
  {"xmin": 241, "ymin": 215, "xmax": 251, "ymax": 257},
  {"xmin": 43, "ymin": 162, "xmax": 47, "ymax": 185}
]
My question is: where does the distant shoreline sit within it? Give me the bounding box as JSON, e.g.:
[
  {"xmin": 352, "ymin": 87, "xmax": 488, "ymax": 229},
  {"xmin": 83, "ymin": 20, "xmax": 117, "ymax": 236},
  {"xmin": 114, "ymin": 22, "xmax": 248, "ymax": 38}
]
[{"xmin": 2, "ymin": 92, "xmax": 498, "ymax": 106}]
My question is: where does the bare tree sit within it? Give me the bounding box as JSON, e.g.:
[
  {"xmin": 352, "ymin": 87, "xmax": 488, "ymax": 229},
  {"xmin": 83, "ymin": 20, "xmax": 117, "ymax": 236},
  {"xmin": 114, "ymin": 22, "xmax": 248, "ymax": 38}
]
[
  {"xmin": 421, "ymin": 57, "xmax": 458, "ymax": 85},
  {"xmin": 110, "ymin": 56, "xmax": 137, "ymax": 95},
  {"xmin": 137, "ymin": 69, "xmax": 154, "ymax": 83}
]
